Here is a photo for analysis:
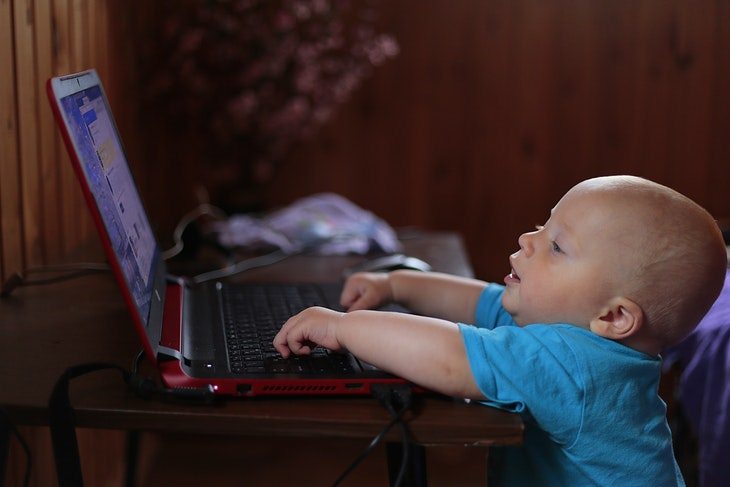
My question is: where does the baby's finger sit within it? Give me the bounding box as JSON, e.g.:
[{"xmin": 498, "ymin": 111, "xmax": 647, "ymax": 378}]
[
  {"xmin": 339, "ymin": 282, "xmax": 363, "ymax": 308},
  {"xmin": 272, "ymin": 333, "xmax": 291, "ymax": 357},
  {"xmin": 288, "ymin": 341, "xmax": 311, "ymax": 356},
  {"xmin": 346, "ymin": 285, "xmax": 385, "ymax": 311},
  {"xmin": 345, "ymin": 294, "xmax": 376, "ymax": 312},
  {"xmin": 282, "ymin": 322, "xmax": 318, "ymax": 356},
  {"xmin": 273, "ymin": 314, "xmax": 301, "ymax": 356}
]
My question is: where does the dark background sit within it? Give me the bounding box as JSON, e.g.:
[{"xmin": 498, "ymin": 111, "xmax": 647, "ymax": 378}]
[
  {"xmin": 127, "ymin": 0, "xmax": 730, "ymax": 282},
  {"xmin": 2, "ymin": 0, "xmax": 729, "ymax": 283}
]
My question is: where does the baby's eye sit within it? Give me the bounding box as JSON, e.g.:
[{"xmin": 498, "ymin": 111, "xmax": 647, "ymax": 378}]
[{"xmin": 551, "ymin": 241, "xmax": 562, "ymax": 253}]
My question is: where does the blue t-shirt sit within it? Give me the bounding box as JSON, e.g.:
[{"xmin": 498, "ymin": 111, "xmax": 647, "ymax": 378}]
[{"xmin": 458, "ymin": 284, "xmax": 685, "ymax": 486}]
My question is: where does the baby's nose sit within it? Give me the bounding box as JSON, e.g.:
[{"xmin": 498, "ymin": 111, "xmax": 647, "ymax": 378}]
[{"xmin": 517, "ymin": 232, "xmax": 534, "ymax": 256}]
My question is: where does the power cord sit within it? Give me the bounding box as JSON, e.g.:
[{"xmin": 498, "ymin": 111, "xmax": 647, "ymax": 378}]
[
  {"xmin": 48, "ymin": 354, "xmax": 216, "ymax": 487},
  {"xmin": 128, "ymin": 350, "xmax": 217, "ymax": 402},
  {"xmin": 331, "ymin": 384, "xmax": 414, "ymax": 487},
  {"xmin": 190, "ymin": 234, "xmax": 347, "ymax": 284},
  {"xmin": 0, "ymin": 204, "xmax": 362, "ymax": 294},
  {"xmin": 191, "ymin": 248, "xmax": 291, "ymax": 284},
  {"xmin": 1, "ymin": 406, "xmax": 32, "ymax": 487},
  {"xmin": 1, "ymin": 263, "xmax": 110, "ymax": 298},
  {"xmin": 161, "ymin": 203, "xmax": 228, "ymax": 261},
  {"xmin": 0, "ymin": 201, "xmax": 226, "ymax": 297}
]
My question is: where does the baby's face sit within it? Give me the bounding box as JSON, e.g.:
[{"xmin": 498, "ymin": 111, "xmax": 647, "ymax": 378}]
[{"xmin": 502, "ymin": 185, "xmax": 638, "ymax": 327}]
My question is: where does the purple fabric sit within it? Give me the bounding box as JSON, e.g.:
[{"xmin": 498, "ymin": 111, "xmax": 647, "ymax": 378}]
[
  {"xmin": 211, "ymin": 193, "xmax": 402, "ymax": 255},
  {"xmin": 665, "ymin": 269, "xmax": 730, "ymax": 487}
]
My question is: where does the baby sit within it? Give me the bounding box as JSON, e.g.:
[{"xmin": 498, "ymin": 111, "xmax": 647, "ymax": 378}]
[{"xmin": 273, "ymin": 175, "xmax": 727, "ymax": 485}]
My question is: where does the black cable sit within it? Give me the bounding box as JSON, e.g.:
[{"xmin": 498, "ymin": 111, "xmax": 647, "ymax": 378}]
[
  {"xmin": 330, "ymin": 410, "xmax": 405, "ymax": 486},
  {"xmin": 1, "ymin": 264, "xmax": 110, "ymax": 298},
  {"xmin": 129, "ymin": 350, "xmax": 216, "ymax": 403},
  {"xmin": 1, "ymin": 406, "xmax": 32, "ymax": 487},
  {"xmin": 379, "ymin": 386, "xmax": 413, "ymax": 487},
  {"xmin": 49, "ymin": 362, "xmax": 129, "ymax": 487},
  {"xmin": 331, "ymin": 385, "xmax": 414, "ymax": 487},
  {"xmin": 11, "ymin": 270, "xmax": 105, "ymax": 287},
  {"xmin": 48, "ymin": 357, "xmax": 216, "ymax": 486}
]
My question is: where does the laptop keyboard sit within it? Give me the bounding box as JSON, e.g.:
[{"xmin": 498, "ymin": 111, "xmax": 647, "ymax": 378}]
[{"xmin": 220, "ymin": 283, "xmax": 356, "ymax": 375}]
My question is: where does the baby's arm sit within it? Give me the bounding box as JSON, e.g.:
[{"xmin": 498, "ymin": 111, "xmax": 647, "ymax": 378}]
[
  {"xmin": 273, "ymin": 306, "xmax": 485, "ymax": 399},
  {"xmin": 341, "ymin": 270, "xmax": 487, "ymax": 324}
]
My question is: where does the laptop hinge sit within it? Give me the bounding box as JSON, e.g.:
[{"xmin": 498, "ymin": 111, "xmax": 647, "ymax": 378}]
[
  {"xmin": 157, "ymin": 345, "xmax": 183, "ymax": 362},
  {"xmin": 166, "ymin": 273, "xmax": 191, "ymax": 287}
]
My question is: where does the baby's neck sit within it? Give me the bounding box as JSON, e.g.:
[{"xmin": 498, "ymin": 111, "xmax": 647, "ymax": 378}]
[{"xmin": 612, "ymin": 334, "xmax": 661, "ymax": 357}]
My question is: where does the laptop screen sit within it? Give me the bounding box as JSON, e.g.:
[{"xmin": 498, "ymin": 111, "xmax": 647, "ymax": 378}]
[{"xmin": 59, "ymin": 83, "xmax": 158, "ymax": 323}]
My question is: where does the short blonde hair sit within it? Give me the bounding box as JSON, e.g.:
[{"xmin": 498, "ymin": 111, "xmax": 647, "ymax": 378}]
[{"xmin": 601, "ymin": 177, "xmax": 727, "ymax": 347}]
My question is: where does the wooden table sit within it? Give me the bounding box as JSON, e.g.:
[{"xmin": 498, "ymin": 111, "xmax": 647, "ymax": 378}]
[{"xmin": 0, "ymin": 231, "xmax": 523, "ymax": 485}]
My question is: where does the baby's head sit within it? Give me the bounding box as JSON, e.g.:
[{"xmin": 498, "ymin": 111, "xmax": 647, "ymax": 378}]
[{"xmin": 503, "ymin": 175, "xmax": 727, "ymax": 354}]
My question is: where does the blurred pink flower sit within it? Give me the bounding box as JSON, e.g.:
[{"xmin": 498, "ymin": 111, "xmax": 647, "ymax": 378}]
[{"xmin": 140, "ymin": 0, "xmax": 398, "ymax": 205}]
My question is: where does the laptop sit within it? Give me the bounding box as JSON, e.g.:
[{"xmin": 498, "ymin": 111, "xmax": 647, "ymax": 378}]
[{"xmin": 46, "ymin": 69, "xmax": 407, "ymax": 397}]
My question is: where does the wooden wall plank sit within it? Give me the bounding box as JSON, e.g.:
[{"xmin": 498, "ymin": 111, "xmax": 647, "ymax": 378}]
[
  {"xmin": 5, "ymin": 426, "xmax": 55, "ymax": 487},
  {"xmin": 75, "ymin": 0, "xmax": 94, "ymax": 242},
  {"xmin": 15, "ymin": 0, "xmax": 44, "ymax": 268},
  {"xmin": 5, "ymin": 426, "xmax": 126, "ymax": 487},
  {"xmin": 68, "ymin": 0, "xmax": 83, "ymax": 72},
  {"xmin": 51, "ymin": 0, "xmax": 78, "ymax": 258},
  {"xmin": 69, "ymin": 0, "xmax": 95, "ymax": 245},
  {"xmin": 664, "ymin": 0, "xmax": 717, "ymax": 204},
  {"xmin": 34, "ymin": 0, "xmax": 62, "ymax": 263},
  {"xmin": 0, "ymin": 0, "xmax": 24, "ymax": 282},
  {"xmin": 709, "ymin": 0, "xmax": 730, "ymax": 214}
]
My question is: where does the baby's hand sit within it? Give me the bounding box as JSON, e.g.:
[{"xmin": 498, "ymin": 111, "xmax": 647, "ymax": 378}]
[
  {"xmin": 273, "ymin": 307, "xmax": 345, "ymax": 358},
  {"xmin": 340, "ymin": 272, "xmax": 393, "ymax": 311}
]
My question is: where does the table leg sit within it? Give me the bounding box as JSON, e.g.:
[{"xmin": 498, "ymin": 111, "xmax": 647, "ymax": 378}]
[
  {"xmin": 386, "ymin": 442, "xmax": 427, "ymax": 487},
  {"xmin": 0, "ymin": 416, "xmax": 9, "ymax": 487},
  {"xmin": 125, "ymin": 431, "xmax": 140, "ymax": 487}
]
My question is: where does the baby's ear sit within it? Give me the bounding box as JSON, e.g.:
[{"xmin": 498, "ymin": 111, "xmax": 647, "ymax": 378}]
[{"xmin": 590, "ymin": 297, "xmax": 644, "ymax": 340}]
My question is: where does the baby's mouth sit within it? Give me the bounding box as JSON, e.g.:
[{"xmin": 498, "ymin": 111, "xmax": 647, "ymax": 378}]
[{"xmin": 509, "ymin": 269, "xmax": 521, "ymax": 281}]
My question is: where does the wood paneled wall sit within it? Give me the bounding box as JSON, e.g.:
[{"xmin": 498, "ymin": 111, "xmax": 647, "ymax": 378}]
[
  {"xmin": 2, "ymin": 0, "xmax": 729, "ymax": 282},
  {"xmin": 263, "ymin": 0, "xmax": 730, "ymax": 280},
  {"xmin": 118, "ymin": 0, "xmax": 730, "ymax": 282},
  {"xmin": 2, "ymin": 1, "xmax": 133, "ymax": 485},
  {"xmin": 0, "ymin": 0, "xmax": 137, "ymax": 283}
]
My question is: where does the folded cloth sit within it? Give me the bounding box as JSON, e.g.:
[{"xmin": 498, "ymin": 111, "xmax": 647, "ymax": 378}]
[
  {"xmin": 210, "ymin": 193, "xmax": 402, "ymax": 255},
  {"xmin": 664, "ymin": 268, "xmax": 730, "ymax": 487}
]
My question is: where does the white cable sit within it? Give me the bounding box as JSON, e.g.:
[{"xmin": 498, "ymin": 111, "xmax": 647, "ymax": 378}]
[
  {"xmin": 190, "ymin": 235, "xmax": 344, "ymax": 284},
  {"xmin": 191, "ymin": 249, "xmax": 291, "ymax": 284},
  {"xmin": 161, "ymin": 203, "xmax": 228, "ymax": 261}
]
